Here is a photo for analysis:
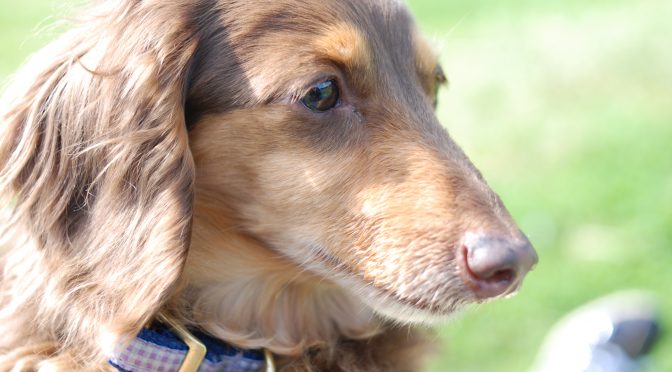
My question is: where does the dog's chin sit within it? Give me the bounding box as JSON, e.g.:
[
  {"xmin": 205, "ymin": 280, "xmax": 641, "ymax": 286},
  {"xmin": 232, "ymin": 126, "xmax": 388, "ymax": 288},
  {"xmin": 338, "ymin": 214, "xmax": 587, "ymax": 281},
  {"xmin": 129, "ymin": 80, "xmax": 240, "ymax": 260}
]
[
  {"xmin": 356, "ymin": 283, "xmax": 467, "ymax": 325},
  {"xmin": 294, "ymin": 244, "xmax": 470, "ymax": 325}
]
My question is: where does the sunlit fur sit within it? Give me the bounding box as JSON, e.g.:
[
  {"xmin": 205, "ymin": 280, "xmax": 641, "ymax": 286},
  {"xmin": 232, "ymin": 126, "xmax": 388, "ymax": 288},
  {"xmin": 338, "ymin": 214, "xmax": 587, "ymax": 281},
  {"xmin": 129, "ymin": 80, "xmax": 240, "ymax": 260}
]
[{"xmin": 0, "ymin": 0, "xmax": 528, "ymax": 370}]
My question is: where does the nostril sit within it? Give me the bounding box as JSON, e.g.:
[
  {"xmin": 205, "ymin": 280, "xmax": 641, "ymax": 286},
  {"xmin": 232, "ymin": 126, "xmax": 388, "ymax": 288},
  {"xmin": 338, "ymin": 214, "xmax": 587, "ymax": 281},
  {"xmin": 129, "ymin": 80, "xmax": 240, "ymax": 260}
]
[
  {"xmin": 488, "ymin": 268, "xmax": 516, "ymax": 284},
  {"xmin": 460, "ymin": 233, "xmax": 536, "ymax": 299},
  {"xmin": 464, "ymin": 244, "xmax": 518, "ymax": 282},
  {"xmin": 464, "ymin": 246, "xmax": 517, "ymax": 285}
]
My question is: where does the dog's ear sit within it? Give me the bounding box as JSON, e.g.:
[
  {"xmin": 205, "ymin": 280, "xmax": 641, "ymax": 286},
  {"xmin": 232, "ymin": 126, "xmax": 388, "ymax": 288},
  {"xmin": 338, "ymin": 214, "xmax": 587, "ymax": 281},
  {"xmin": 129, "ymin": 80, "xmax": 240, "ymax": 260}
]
[{"xmin": 0, "ymin": 1, "xmax": 198, "ymax": 359}]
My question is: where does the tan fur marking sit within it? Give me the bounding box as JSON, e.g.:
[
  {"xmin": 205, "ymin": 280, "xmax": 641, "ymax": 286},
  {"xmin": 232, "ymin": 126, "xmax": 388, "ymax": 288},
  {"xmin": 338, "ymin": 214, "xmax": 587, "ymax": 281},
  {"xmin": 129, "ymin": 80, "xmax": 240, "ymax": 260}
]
[{"xmin": 314, "ymin": 23, "xmax": 374, "ymax": 90}]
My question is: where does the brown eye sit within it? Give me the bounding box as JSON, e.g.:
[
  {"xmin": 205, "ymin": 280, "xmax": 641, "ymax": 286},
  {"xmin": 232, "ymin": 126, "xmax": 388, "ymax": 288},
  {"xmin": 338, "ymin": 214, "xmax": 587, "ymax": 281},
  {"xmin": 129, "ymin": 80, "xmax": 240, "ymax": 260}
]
[
  {"xmin": 434, "ymin": 64, "xmax": 447, "ymax": 85},
  {"xmin": 301, "ymin": 79, "xmax": 340, "ymax": 112},
  {"xmin": 433, "ymin": 65, "xmax": 447, "ymax": 109}
]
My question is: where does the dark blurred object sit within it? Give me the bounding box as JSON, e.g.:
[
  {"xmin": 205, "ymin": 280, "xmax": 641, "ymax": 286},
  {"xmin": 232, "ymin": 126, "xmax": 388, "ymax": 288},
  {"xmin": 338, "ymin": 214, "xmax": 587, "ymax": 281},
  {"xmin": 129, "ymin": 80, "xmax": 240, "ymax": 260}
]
[{"xmin": 533, "ymin": 291, "xmax": 661, "ymax": 372}]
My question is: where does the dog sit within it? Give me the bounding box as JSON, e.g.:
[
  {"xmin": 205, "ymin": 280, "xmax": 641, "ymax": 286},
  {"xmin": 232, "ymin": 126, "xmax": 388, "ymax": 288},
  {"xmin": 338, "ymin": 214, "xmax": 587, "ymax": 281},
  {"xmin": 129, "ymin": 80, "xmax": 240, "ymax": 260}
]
[{"xmin": 0, "ymin": 0, "xmax": 538, "ymax": 370}]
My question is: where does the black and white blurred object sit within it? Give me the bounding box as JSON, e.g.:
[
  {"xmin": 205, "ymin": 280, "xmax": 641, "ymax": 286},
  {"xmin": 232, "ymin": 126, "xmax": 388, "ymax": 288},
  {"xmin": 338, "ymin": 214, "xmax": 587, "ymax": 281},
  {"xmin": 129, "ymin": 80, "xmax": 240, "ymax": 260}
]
[{"xmin": 533, "ymin": 291, "xmax": 661, "ymax": 372}]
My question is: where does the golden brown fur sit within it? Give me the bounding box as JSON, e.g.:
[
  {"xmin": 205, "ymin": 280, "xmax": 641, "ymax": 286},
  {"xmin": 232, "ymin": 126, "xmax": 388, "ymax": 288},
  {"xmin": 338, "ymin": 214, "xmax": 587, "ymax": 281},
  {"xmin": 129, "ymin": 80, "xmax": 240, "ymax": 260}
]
[{"xmin": 0, "ymin": 0, "xmax": 534, "ymax": 370}]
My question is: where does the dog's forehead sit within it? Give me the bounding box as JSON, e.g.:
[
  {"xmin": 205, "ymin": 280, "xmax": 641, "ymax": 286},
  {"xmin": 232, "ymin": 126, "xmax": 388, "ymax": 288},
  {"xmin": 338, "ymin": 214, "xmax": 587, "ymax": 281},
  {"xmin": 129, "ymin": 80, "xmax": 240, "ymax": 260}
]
[
  {"xmin": 223, "ymin": 0, "xmax": 411, "ymax": 35},
  {"xmin": 186, "ymin": 0, "xmax": 438, "ymax": 118},
  {"xmin": 221, "ymin": 0, "xmax": 433, "ymax": 82},
  {"xmin": 230, "ymin": 0, "xmax": 426, "ymax": 65}
]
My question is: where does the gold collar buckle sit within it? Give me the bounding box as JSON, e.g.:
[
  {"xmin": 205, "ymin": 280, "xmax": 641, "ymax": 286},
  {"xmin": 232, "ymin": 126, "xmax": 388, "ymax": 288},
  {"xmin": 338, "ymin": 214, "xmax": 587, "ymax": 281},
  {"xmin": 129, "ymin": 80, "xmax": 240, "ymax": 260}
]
[
  {"xmin": 156, "ymin": 312, "xmax": 207, "ymax": 372},
  {"xmin": 156, "ymin": 312, "xmax": 276, "ymax": 372}
]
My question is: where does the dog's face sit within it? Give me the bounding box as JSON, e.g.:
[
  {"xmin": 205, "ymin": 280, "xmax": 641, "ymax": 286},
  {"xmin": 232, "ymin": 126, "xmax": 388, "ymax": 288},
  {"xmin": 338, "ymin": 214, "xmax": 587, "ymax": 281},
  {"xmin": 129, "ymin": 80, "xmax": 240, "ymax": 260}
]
[
  {"xmin": 0, "ymin": 0, "xmax": 538, "ymax": 362},
  {"xmin": 187, "ymin": 0, "xmax": 537, "ymax": 322}
]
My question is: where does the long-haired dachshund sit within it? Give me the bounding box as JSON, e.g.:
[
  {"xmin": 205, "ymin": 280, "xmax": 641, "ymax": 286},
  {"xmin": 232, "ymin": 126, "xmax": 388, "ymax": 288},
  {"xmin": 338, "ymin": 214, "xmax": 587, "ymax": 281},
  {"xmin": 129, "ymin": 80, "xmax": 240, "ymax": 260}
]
[{"xmin": 0, "ymin": 0, "xmax": 537, "ymax": 370}]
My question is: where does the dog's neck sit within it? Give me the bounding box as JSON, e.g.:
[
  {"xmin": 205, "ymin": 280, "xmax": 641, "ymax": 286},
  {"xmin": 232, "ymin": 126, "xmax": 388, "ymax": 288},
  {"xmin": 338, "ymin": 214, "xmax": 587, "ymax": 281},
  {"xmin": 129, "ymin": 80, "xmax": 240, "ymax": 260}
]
[{"xmin": 178, "ymin": 200, "xmax": 382, "ymax": 355}]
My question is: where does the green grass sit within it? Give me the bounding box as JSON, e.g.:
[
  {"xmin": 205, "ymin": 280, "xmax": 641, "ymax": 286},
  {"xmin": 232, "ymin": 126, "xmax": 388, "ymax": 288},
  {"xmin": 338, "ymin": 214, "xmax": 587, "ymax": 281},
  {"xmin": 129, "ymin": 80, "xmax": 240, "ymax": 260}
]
[{"xmin": 2, "ymin": 0, "xmax": 670, "ymax": 371}]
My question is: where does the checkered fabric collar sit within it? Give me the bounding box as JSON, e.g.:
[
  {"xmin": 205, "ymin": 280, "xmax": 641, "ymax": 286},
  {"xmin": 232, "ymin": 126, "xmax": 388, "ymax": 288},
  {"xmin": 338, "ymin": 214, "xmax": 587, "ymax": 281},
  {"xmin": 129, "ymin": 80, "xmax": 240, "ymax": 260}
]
[{"xmin": 109, "ymin": 321, "xmax": 268, "ymax": 372}]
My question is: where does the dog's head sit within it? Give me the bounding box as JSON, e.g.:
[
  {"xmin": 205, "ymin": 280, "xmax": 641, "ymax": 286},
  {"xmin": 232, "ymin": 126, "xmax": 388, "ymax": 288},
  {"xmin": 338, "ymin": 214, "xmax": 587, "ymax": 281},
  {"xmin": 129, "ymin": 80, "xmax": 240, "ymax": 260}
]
[
  {"xmin": 186, "ymin": 0, "xmax": 537, "ymax": 322},
  {"xmin": 0, "ymin": 0, "xmax": 536, "ymax": 357}
]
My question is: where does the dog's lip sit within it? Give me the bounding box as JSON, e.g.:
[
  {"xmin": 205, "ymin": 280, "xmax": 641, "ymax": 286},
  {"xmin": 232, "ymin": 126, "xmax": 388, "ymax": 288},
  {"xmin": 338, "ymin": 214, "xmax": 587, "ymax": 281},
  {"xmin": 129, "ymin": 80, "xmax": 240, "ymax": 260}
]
[
  {"xmin": 308, "ymin": 245, "xmax": 454, "ymax": 314},
  {"xmin": 367, "ymin": 280, "xmax": 448, "ymax": 313}
]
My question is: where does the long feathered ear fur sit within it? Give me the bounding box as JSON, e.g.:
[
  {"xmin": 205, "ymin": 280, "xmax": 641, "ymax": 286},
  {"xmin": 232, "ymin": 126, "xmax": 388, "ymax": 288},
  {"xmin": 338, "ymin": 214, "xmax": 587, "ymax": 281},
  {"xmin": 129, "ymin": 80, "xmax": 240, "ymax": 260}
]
[{"xmin": 0, "ymin": 1, "xmax": 199, "ymax": 367}]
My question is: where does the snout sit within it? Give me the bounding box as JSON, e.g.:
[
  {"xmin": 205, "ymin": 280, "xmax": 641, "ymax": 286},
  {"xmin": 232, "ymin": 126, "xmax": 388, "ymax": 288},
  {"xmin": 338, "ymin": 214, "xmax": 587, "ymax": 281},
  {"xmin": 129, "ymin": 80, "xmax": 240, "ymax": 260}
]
[{"xmin": 459, "ymin": 232, "xmax": 538, "ymax": 299}]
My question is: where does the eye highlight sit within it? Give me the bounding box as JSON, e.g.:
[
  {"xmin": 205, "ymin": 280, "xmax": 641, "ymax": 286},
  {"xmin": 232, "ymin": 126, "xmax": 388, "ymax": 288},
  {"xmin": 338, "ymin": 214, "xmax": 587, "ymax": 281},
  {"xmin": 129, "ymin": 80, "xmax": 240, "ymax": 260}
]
[{"xmin": 301, "ymin": 79, "xmax": 340, "ymax": 112}]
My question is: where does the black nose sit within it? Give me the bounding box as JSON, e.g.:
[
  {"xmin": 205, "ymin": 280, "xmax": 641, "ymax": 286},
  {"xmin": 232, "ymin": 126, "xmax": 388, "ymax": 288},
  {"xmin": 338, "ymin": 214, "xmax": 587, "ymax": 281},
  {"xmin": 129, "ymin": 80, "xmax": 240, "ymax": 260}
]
[{"xmin": 460, "ymin": 233, "xmax": 538, "ymax": 299}]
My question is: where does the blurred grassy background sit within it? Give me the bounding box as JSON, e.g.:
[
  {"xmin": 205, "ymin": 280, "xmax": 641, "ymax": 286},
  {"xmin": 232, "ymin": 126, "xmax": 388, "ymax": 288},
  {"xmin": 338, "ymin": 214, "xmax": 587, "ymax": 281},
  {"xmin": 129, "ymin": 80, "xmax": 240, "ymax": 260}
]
[{"xmin": 1, "ymin": 0, "xmax": 670, "ymax": 371}]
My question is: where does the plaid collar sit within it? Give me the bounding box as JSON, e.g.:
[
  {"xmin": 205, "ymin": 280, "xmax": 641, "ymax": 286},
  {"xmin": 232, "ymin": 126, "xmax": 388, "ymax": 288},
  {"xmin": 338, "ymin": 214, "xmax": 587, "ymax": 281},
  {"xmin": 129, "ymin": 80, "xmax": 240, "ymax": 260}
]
[{"xmin": 109, "ymin": 315, "xmax": 272, "ymax": 372}]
